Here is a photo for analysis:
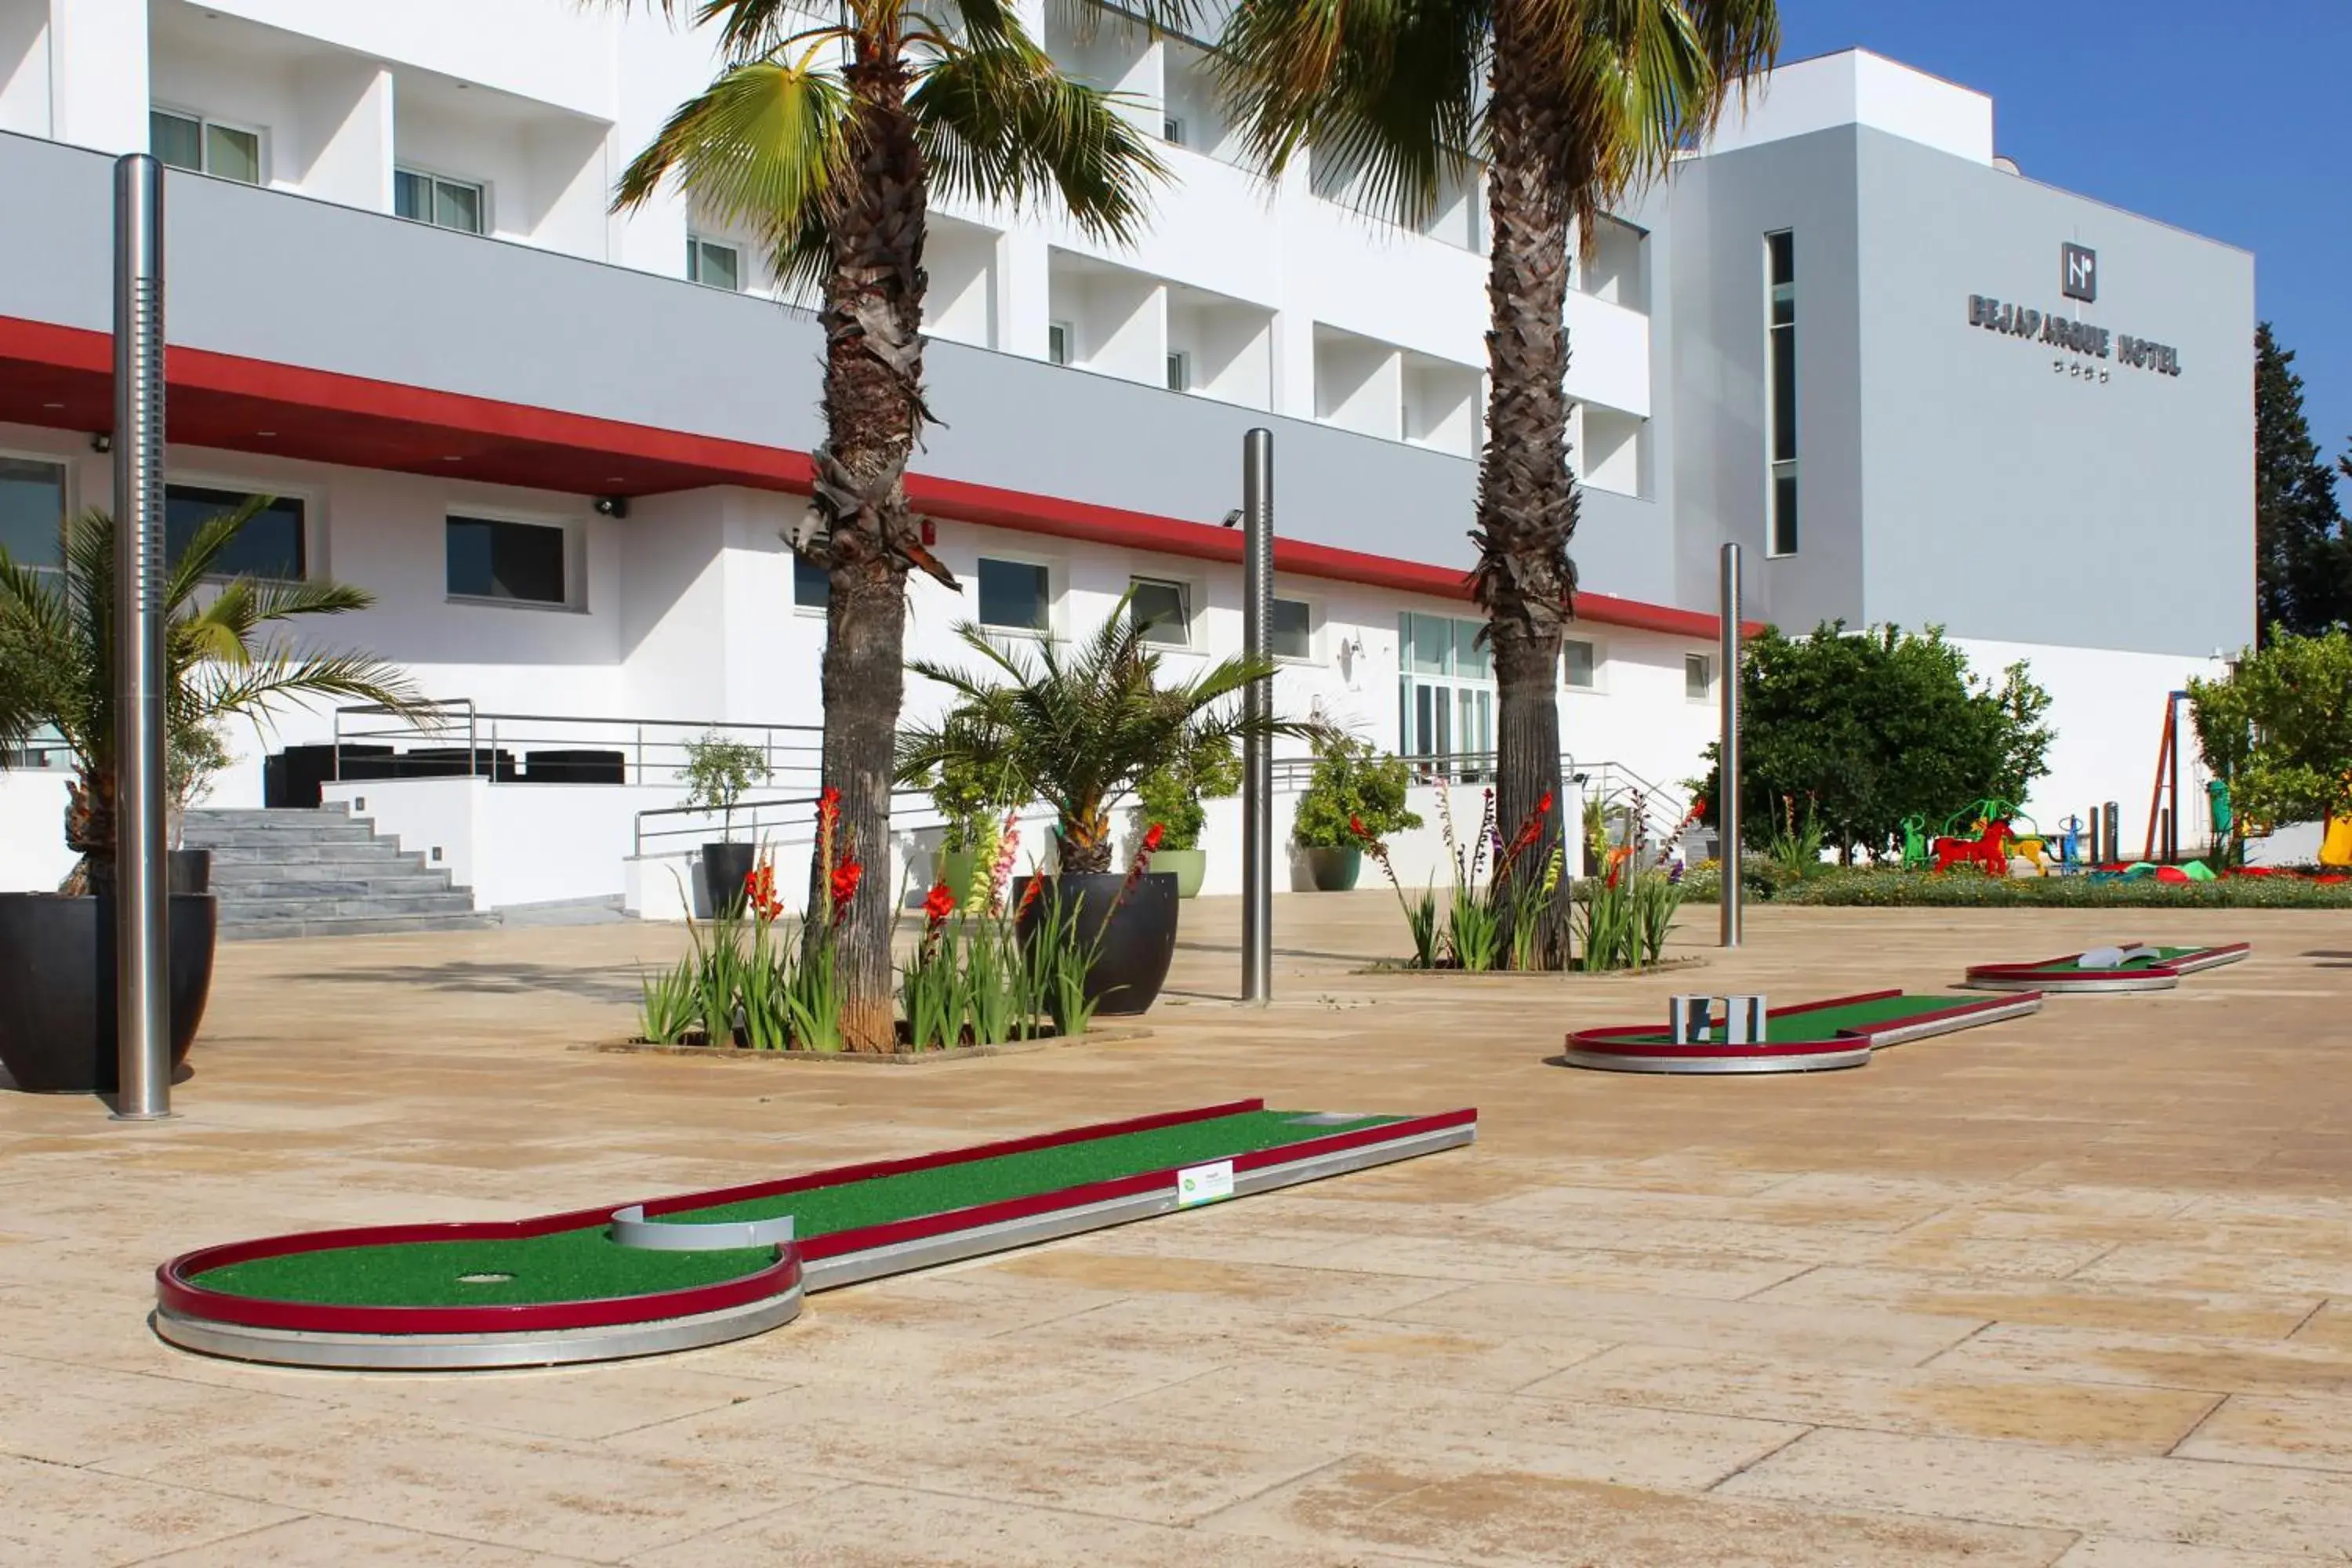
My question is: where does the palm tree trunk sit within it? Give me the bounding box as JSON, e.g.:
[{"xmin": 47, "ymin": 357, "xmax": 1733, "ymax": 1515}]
[
  {"xmin": 62, "ymin": 764, "xmax": 113, "ymax": 896},
  {"xmin": 1475, "ymin": 31, "xmax": 1581, "ymax": 965},
  {"xmin": 817, "ymin": 48, "xmax": 930, "ymax": 1051}
]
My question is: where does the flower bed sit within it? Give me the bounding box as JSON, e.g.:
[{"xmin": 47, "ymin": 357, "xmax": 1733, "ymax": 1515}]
[{"xmin": 1683, "ymin": 864, "xmax": 2352, "ymax": 909}]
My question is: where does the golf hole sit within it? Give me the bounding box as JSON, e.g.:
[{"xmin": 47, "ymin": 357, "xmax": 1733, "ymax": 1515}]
[{"xmin": 456, "ymin": 1272, "xmax": 515, "ymax": 1285}]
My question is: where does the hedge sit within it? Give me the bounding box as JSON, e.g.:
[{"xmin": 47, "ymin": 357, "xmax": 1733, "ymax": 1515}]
[{"xmin": 1681, "ymin": 866, "xmax": 2352, "ymax": 909}]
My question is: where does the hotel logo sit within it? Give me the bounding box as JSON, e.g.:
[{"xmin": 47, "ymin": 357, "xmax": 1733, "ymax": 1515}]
[{"xmin": 2062, "ymin": 243, "xmax": 2097, "ymax": 303}]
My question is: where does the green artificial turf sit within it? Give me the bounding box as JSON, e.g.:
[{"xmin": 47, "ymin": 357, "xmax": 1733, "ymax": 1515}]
[
  {"xmin": 190, "ymin": 1110, "xmax": 1400, "ymax": 1309},
  {"xmin": 1607, "ymin": 993, "xmax": 1984, "ymax": 1047}
]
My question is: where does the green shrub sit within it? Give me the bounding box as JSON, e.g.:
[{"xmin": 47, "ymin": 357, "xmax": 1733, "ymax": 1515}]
[
  {"xmin": 1294, "ymin": 735, "xmax": 1421, "ymax": 848},
  {"xmin": 1773, "ymin": 867, "xmax": 2352, "ymax": 908},
  {"xmin": 1134, "ymin": 736, "xmax": 1241, "ymax": 851}
]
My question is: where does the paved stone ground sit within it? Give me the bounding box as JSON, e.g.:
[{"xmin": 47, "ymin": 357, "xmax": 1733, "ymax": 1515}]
[{"xmin": 5, "ymin": 895, "xmax": 2352, "ymax": 1565}]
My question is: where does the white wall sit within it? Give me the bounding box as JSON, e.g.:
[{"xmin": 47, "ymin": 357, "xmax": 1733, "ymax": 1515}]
[
  {"xmin": 1708, "ymin": 49, "xmax": 1994, "ymax": 167},
  {"xmin": 0, "ymin": 0, "xmax": 53, "ymax": 136},
  {"xmin": 326, "ymin": 775, "xmax": 687, "ymax": 907},
  {"xmin": 0, "ymin": 771, "xmax": 76, "ymax": 891}
]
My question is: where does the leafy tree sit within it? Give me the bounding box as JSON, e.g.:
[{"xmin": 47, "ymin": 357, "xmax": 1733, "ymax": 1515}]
[
  {"xmin": 615, "ymin": 0, "xmax": 1171, "ymax": 1047},
  {"xmin": 1215, "ymin": 0, "xmax": 1778, "ymax": 950},
  {"xmin": 895, "ymin": 601, "xmax": 1323, "ymax": 875},
  {"xmin": 680, "ymin": 731, "xmax": 773, "ymax": 840},
  {"xmin": 2254, "ymin": 323, "xmax": 2351, "ymax": 637},
  {"xmin": 1291, "ymin": 734, "xmax": 1421, "ymax": 849},
  {"xmin": 1690, "ymin": 623, "xmax": 2053, "ymax": 862},
  {"xmin": 2188, "ymin": 630, "xmax": 2352, "ymax": 840},
  {"xmin": 0, "ymin": 501, "xmax": 423, "ymax": 891}
]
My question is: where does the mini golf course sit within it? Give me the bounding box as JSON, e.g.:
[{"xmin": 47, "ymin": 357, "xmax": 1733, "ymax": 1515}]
[
  {"xmin": 1964, "ymin": 942, "xmax": 2251, "ymax": 993},
  {"xmin": 1563, "ymin": 989, "xmax": 2044, "ymax": 1075},
  {"xmin": 154, "ymin": 1099, "xmax": 1475, "ymax": 1370}
]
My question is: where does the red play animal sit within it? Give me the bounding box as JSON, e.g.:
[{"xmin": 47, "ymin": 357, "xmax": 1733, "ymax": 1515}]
[{"xmin": 1931, "ymin": 818, "xmax": 2013, "ymax": 875}]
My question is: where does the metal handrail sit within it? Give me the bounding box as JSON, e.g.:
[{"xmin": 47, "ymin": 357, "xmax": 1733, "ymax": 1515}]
[{"xmin": 332, "ymin": 701, "xmax": 825, "ymax": 790}]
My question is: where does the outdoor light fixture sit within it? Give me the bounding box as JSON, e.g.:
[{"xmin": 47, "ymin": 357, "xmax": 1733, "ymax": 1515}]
[
  {"xmin": 593, "ymin": 495, "xmax": 630, "ymax": 519},
  {"xmin": 1221, "ymin": 508, "xmax": 1242, "ymax": 528},
  {"xmin": 90, "ymin": 432, "xmax": 111, "ymax": 452}
]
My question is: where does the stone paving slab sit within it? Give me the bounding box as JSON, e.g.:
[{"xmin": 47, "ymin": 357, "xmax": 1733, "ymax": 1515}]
[{"xmin": 5, "ymin": 898, "xmax": 2352, "ymax": 1563}]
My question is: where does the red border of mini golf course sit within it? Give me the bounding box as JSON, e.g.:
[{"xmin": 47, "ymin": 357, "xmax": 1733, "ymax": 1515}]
[
  {"xmin": 155, "ymin": 1100, "xmax": 1475, "ymax": 1338},
  {"xmin": 1564, "ymin": 989, "xmax": 2037, "ymax": 1062},
  {"xmin": 1962, "ymin": 942, "xmax": 2251, "ymax": 986}
]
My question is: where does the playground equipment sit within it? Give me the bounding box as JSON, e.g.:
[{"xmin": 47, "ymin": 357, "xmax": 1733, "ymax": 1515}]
[
  {"xmin": 1930, "ymin": 800, "xmax": 2042, "ymax": 874},
  {"xmin": 2325, "ymin": 811, "xmax": 2352, "ymax": 869},
  {"xmin": 1965, "ymin": 942, "xmax": 2249, "ymax": 993},
  {"xmin": 1562, "ymin": 989, "xmax": 2043, "ymax": 1075},
  {"xmin": 2143, "ymin": 690, "xmax": 2190, "ymax": 863}
]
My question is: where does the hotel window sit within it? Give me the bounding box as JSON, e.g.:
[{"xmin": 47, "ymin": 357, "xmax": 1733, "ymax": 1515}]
[
  {"xmin": 1047, "ymin": 322, "xmax": 1073, "ymax": 366},
  {"xmin": 1165, "ymin": 351, "xmax": 1190, "ymax": 393},
  {"xmin": 1163, "ymin": 116, "xmax": 1186, "ymax": 147},
  {"xmin": 792, "ymin": 552, "xmax": 829, "ymax": 610},
  {"xmin": 165, "ymin": 485, "xmax": 305, "ymax": 580},
  {"xmin": 151, "ymin": 110, "xmax": 261, "ymax": 185},
  {"xmin": 446, "ymin": 515, "xmax": 569, "ymax": 605},
  {"xmin": 1685, "ymin": 652, "xmax": 1712, "ymax": 700},
  {"xmin": 0, "ymin": 456, "xmax": 67, "ymax": 568},
  {"xmin": 1563, "ymin": 637, "xmax": 1598, "ymax": 690},
  {"xmin": 1398, "ymin": 612, "xmax": 1494, "ymax": 775},
  {"xmin": 977, "ymin": 557, "xmax": 1051, "ymax": 633},
  {"xmin": 1127, "ymin": 576, "xmax": 1189, "ymax": 645},
  {"xmin": 395, "ymin": 168, "xmax": 486, "ymax": 235},
  {"xmin": 1766, "ymin": 230, "xmax": 1798, "ymax": 557},
  {"xmin": 688, "ymin": 235, "xmax": 742, "ymax": 291},
  {"xmin": 1271, "ymin": 597, "xmax": 1312, "ymax": 661}
]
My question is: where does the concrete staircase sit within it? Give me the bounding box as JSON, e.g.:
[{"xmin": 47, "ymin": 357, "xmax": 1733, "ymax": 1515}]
[{"xmin": 178, "ymin": 806, "xmax": 491, "ymax": 939}]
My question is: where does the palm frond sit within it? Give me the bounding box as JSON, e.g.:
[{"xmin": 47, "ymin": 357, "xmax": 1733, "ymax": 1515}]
[
  {"xmin": 613, "ymin": 54, "xmax": 858, "ymax": 296},
  {"xmin": 912, "ymin": 34, "xmax": 1167, "ymax": 245},
  {"xmin": 163, "ymin": 494, "xmax": 272, "ymax": 611}
]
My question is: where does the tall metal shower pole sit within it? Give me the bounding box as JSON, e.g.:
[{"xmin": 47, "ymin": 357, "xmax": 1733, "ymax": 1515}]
[
  {"xmin": 1240, "ymin": 430, "xmax": 1274, "ymax": 1004},
  {"xmin": 1718, "ymin": 543, "xmax": 1743, "ymax": 949},
  {"xmin": 112, "ymin": 154, "xmax": 172, "ymax": 1120}
]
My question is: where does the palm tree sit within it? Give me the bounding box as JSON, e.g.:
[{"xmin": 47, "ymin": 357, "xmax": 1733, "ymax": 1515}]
[
  {"xmin": 1218, "ymin": 0, "xmax": 1778, "ymax": 953},
  {"xmin": 895, "ymin": 600, "xmax": 1327, "ymax": 874},
  {"xmin": 0, "ymin": 501, "xmax": 424, "ymax": 892},
  {"xmin": 615, "ymin": 0, "xmax": 1173, "ymax": 1047}
]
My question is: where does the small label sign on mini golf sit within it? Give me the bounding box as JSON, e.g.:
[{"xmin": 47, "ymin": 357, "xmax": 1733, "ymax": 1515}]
[{"xmin": 1178, "ymin": 1160, "xmax": 1235, "ymax": 1206}]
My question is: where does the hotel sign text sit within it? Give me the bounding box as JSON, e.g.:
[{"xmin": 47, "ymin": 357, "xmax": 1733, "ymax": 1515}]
[{"xmin": 1966, "ymin": 294, "xmax": 2184, "ymax": 379}]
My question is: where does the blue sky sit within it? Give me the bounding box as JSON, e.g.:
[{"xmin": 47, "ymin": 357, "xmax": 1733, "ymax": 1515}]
[{"xmin": 1779, "ymin": 0, "xmax": 2351, "ymax": 487}]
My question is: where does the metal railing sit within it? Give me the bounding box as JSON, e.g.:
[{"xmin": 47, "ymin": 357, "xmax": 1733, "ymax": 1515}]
[
  {"xmin": 632, "ymin": 786, "xmax": 938, "ymax": 858},
  {"xmin": 332, "ymin": 701, "xmax": 822, "ymax": 790}
]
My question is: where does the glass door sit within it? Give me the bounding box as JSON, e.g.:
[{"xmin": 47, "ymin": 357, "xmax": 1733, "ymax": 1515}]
[{"xmin": 1399, "ymin": 613, "xmax": 1494, "ymax": 782}]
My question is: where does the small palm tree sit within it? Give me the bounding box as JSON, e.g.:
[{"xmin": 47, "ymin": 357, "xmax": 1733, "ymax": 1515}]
[
  {"xmin": 896, "ymin": 601, "xmax": 1327, "ymax": 875},
  {"xmin": 1218, "ymin": 0, "xmax": 1778, "ymax": 952},
  {"xmin": 0, "ymin": 500, "xmax": 425, "ymax": 892},
  {"xmin": 614, "ymin": 0, "xmax": 1174, "ymax": 1047}
]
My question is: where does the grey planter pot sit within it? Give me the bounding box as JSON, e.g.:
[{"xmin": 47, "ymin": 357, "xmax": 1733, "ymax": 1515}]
[{"xmin": 1303, "ymin": 845, "xmax": 1363, "ymax": 891}]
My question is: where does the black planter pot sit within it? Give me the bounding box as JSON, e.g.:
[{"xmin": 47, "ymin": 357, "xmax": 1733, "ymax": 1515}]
[
  {"xmin": 1304, "ymin": 845, "xmax": 1363, "ymax": 891},
  {"xmin": 1013, "ymin": 871, "xmax": 1180, "ymax": 1017},
  {"xmin": 702, "ymin": 841, "xmax": 759, "ymax": 917},
  {"xmin": 0, "ymin": 893, "xmax": 218, "ymax": 1094},
  {"xmin": 88, "ymin": 850, "xmax": 212, "ymax": 898}
]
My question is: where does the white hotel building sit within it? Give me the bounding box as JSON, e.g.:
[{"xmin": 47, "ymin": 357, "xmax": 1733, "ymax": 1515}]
[{"xmin": 0, "ymin": 2, "xmax": 2254, "ymax": 917}]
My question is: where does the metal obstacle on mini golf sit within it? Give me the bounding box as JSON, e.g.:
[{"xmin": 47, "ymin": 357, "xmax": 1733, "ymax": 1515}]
[
  {"xmin": 1561, "ymin": 989, "xmax": 2045, "ymax": 1075},
  {"xmin": 1962, "ymin": 942, "xmax": 2250, "ymax": 994},
  {"xmin": 151, "ymin": 1099, "xmax": 1475, "ymax": 1371}
]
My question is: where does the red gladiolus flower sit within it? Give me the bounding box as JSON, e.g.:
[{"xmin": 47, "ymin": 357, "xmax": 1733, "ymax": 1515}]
[
  {"xmin": 1348, "ymin": 814, "xmax": 1367, "ymax": 840},
  {"xmin": 1015, "ymin": 874, "xmax": 1045, "ymax": 918},
  {"xmin": 922, "ymin": 880, "xmax": 956, "ymax": 929},
  {"xmin": 742, "ymin": 862, "xmax": 783, "ymax": 921},
  {"xmin": 829, "ymin": 857, "xmax": 862, "ymax": 922},
  {"xmin": 1537, "ymin": 790, "xmax": 1554, "ymax": 817},
  {"xmin": 1142, "ymin": 822, "xmax": 1165, "ymax": 854}
]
